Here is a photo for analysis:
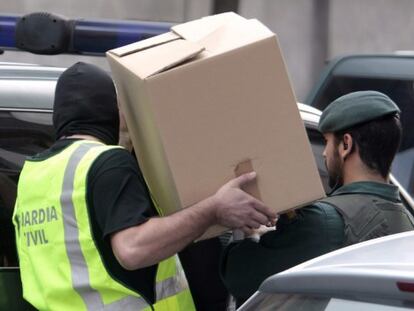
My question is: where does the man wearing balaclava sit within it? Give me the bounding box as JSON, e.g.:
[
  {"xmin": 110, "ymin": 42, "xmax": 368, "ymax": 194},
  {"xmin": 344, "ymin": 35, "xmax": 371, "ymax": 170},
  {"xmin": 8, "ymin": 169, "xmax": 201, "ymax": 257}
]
[
  {"xmin": 221, "ymin": 91, "xmax": 414, "ymax": 306},
  {"xmin": 13, "ymin": 62, "xmax": 277, "ymax": 311}
]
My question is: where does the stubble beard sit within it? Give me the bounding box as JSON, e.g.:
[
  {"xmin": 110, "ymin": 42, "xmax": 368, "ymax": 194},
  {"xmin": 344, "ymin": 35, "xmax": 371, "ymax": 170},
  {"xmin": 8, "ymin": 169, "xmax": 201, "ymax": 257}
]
[{"xmin": 327, "ymin": 149, "xmax": 344, "ymax": 189}]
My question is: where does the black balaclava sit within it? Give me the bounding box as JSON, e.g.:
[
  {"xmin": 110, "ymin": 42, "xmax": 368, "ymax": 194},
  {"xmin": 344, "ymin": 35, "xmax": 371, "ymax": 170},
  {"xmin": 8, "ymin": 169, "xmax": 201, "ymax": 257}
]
[{"xmin": 53, "ymin": 62, "xmax": 119, "ymax": 145}]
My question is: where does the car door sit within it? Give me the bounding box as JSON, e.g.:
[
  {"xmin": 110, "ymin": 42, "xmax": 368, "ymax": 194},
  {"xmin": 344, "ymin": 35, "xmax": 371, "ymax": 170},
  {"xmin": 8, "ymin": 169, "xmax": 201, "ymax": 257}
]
[{"xmin": 0, "ymin": 64, "xmax": 57, "ymax": 310}]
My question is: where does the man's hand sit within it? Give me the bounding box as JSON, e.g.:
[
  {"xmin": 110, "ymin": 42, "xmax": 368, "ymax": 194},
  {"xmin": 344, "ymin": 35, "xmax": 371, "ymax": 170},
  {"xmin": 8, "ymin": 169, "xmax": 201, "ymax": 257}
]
[{"xmin": 212, "ymin": 172, "xmax": 277, "ymax": 234}]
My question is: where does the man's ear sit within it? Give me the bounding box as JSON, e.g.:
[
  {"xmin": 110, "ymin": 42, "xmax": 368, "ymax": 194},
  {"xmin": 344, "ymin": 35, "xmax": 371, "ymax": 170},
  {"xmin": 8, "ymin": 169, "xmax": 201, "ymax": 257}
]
[{"xmin": 341, "ymin": 133, "xmax": 353, "ymax": 159}]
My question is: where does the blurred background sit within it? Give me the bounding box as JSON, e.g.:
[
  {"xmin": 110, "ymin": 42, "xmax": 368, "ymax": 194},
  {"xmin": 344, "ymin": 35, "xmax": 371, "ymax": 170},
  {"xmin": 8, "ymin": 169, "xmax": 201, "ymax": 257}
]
[{"xmin": 1, "ymin": 0, "xmax": 414, "ymax": 101}]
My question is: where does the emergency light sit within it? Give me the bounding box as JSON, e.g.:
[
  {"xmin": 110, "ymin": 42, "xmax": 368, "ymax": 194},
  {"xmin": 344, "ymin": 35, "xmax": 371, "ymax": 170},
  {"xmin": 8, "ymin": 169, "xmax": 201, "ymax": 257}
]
[{"xmin": 0, "ymin": 12, "xmax": 173, "ymax": 55}]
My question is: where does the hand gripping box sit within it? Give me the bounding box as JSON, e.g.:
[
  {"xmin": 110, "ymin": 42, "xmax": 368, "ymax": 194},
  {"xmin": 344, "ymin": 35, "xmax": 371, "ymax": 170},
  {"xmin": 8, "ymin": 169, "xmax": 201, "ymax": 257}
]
[{"xmin": 107, "ymin": 13, "xmax": 325, "ymax": 239}]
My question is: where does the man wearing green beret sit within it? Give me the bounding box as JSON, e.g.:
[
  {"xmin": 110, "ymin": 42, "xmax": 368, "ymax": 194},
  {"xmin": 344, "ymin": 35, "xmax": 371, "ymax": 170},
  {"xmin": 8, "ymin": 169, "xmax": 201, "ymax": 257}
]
[{"xmin": 220, "ymin": 91, "xmax": 414, "ymax": 305}]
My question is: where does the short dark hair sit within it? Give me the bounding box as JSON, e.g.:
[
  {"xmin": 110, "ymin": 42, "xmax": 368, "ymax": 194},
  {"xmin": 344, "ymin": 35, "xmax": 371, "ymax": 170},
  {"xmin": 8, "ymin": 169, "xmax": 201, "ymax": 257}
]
[{"xmin": 334, "ymin": 114, "xmax": 402, "ymax": 178}]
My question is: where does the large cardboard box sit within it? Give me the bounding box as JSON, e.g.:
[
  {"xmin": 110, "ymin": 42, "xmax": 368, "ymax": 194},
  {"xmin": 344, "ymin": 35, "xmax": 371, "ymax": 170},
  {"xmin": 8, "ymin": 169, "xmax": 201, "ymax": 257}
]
[{"xmin": 107, "ymin": 13, "xmax": 325, "ymax": 238}]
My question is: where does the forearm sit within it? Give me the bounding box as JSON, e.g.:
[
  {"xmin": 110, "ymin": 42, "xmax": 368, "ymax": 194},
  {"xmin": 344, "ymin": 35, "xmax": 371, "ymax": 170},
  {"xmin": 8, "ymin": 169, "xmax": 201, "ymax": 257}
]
[
  {"xmin": 111, "ymin": 196, "xmax": 217, "ymax": 269},
  {"xmin": 111, "ymin": 172, "xmax": 277, "ymax": 270}
]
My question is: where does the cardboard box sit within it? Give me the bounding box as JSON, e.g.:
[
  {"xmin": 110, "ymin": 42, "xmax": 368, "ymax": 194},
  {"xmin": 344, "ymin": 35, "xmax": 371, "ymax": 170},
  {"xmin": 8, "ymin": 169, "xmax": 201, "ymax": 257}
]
[{"xmin": 107, "ymin": 13, "xmax": 325, "ymax": 239}]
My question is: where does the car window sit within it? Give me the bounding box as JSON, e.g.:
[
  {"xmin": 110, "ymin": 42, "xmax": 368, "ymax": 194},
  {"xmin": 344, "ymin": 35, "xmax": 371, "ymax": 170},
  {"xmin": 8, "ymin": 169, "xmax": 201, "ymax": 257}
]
[
  {"xmin": 0, "ymin": 110, "xmax": 53, "ymax": 267},
  {"xmin": 0, "ymin": 268, "xmax": 36, "ymax": 310},
  {"xmin": 312, "ymin": 77, "xmax": 414, "ymax": 196},
  {"xmin": 241, "ymin": 293, "xmax": 412, "ymax": 311},
  {"xmin": 325, "ymin": 298, "xmax": 412, "ymax": 311},
  {"xmin": 240, "ymin": 293, "xmax": 329, "ymax": 311},
  {"xmin": 0, "ymin": 79, "xmax": 57, "ymax": 110}
]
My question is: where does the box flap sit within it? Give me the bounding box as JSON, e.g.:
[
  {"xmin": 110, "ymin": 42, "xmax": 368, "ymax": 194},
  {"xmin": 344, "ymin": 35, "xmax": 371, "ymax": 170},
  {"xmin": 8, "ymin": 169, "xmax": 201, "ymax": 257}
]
[
  {"xmin": 116, "ymin": 39, "xmax": 205, "ymax": 78},
  {"xmin": 108, "ymin": 31, "xmax": 180, "ymax": 57},
  {"xmin": 198, "ymin": 18, "xmax": 275, "ymax": 53},
  {"xmin": 171, "ymin": 12, "xmax": 246, "ymax": 42}
]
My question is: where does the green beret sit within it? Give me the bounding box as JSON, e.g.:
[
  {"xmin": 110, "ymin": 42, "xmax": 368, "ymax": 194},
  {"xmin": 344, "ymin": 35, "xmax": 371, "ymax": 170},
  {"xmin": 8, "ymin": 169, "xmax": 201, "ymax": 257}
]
[{"xmin": 318, "ymin": 91, "xmax": 400, "ymax": 133}]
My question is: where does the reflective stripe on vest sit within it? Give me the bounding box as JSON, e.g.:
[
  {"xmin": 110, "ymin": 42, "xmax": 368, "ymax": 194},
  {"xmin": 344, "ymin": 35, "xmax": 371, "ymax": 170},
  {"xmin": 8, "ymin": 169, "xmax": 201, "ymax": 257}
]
[
  {"xmin": 155, "ymin": 257, "xmax": 188, "ymax": 300},
  {"xmin": 61, "ymin": 142, "xmax": 149, "ymax": 310},
  {"xmin": 152, "ymin": 256, "xmax": 195, "ymax": 311}
]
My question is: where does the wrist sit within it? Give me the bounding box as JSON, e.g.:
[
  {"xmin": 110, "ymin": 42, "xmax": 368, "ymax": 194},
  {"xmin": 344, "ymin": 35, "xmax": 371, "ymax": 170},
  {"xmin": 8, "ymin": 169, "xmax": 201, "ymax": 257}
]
[{"xmin": 195, "ymin": 194, "xmax": 219, "ymax": 227}]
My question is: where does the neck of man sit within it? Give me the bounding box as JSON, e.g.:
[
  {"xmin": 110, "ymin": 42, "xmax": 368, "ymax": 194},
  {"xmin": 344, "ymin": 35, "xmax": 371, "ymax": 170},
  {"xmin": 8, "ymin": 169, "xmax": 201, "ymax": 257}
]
[
  {"xmin": 342, "ymin": 156, "xmax": 388, "ymax": 185},
  {"xmin": 63, "ymin": 134, "xmax": 104, "ymax": 143}
]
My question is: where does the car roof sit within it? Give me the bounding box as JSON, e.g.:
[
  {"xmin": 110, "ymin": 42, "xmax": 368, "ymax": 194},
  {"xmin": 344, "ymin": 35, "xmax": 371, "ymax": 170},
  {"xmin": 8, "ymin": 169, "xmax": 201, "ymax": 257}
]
[
  {"xmin": 0, "ymin": 63, "xmax": 325, "ymax": 117},
  {"xmin": 0, "ymin": 63, "xmax": 63, "ymax": 111},
  {"xmin": 259, "ymin": 231, "xmax": 414, "ymax": 302},
  {"xmin": 297, "ymin": 102, "xmax": 321, "ymax": 128},
  {"xmin": 323, "ymin": 54, "xmax": 414, "ymax": 80}
]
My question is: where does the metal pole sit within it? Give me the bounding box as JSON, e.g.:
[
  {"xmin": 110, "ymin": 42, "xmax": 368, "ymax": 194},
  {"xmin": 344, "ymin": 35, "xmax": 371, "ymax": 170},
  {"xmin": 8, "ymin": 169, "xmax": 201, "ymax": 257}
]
[{"xmin": 212, "ymin": 0, "xmax": 239, "ymax": 14}]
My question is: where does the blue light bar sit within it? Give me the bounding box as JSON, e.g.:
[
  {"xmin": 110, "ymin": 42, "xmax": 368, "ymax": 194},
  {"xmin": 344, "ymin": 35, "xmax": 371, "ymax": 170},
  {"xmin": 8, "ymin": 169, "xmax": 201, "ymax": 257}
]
[
  {"xmin": 72, "ymin": 19, "xmax": 173, "ymax": 54},
  {"xmin": 0, "ymin": 13, "xmax": 173, "ymax": 54},
  {"xmin": 0, "ymin": 15, "xmax": 19, "ymax": 48}
]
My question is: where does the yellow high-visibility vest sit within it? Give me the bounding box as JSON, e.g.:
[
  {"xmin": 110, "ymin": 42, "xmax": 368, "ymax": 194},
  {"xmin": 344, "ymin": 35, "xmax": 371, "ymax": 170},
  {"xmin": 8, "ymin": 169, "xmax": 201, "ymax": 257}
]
[{"xmin": 13, "ymin": 140, "xmax": 195, "ymax": 311}]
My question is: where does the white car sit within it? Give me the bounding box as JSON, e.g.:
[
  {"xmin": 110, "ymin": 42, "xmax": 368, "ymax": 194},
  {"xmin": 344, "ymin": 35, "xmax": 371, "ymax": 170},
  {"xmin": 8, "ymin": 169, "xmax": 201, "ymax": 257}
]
[{"xmin": 238, "ymin": 231, "xmax": 414, "ymax": 311}]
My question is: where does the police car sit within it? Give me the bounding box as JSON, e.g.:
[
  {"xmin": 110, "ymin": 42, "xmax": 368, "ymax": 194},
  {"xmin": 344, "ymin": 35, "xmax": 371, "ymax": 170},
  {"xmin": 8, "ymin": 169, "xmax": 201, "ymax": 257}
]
[{"xmin": 0, "ymin": 12, "xmax": 413, "ymax": 310}]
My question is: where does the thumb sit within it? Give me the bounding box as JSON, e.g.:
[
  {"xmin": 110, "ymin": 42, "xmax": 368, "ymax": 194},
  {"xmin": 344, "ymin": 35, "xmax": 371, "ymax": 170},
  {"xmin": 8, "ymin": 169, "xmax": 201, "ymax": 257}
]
[{"xmin": 228, "ymin": 171, "xmax": 257, "ymax": 188}]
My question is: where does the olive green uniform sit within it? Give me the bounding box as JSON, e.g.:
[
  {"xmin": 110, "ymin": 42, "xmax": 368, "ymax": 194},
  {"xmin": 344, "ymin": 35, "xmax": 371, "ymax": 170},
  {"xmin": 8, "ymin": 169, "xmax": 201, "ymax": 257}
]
[{"xmin": 220, "ymin": 181, "xmax": 414, "ymax": 303}]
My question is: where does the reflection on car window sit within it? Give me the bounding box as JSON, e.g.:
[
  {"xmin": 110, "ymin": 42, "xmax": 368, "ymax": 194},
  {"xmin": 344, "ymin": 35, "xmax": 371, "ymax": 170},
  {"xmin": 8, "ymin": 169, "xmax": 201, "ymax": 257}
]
[
  {"xmin": 247, "ymin": 293, "xmax": 329, "ymax": 311},
  {"xmin": 243, "ymin": 293, "xmax": 412, "ymax": 311},
  {"xmin": 0, "ymin": 111, "xmax": 54, "ymax": 267},
  {"xmin": 325, "ymin": 298, "xmax": 412, "ymax": 311}
]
